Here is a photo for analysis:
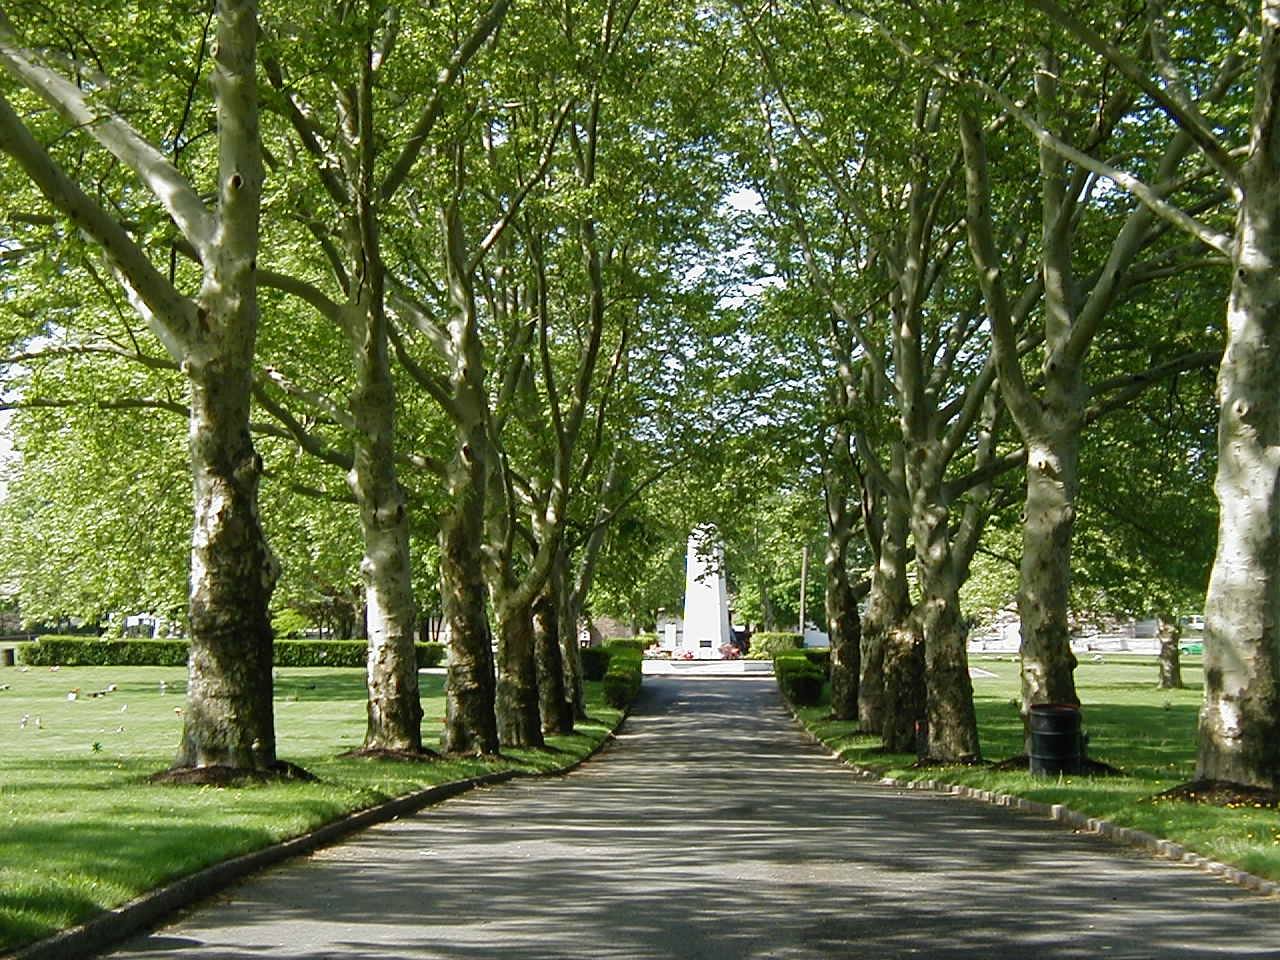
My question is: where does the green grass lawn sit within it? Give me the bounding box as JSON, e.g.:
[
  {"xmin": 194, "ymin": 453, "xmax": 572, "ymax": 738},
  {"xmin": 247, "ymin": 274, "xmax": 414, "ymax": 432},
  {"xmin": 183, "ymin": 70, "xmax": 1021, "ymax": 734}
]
[
  {"xmin": 794, "ymin": 654, "xmax": 1280, "ymax": 883},
  {"xmin": 0, "ymin": 665, "xmax": 622, "ymax": 952}
]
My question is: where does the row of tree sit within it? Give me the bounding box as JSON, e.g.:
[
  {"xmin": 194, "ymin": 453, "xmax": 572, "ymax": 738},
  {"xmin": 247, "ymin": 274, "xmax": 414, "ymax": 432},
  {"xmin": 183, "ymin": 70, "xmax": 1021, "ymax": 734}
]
[
  {"xmin": 720, "ymin": 0, "xmax": 1276, "ymax": 790},
  {"xmin": 3, "ymin": 0, "xmax": 1277, "ymax": 792},
  {"xmin": 0, "ymin": 0, "xmax": 742, "ymax": 773}
]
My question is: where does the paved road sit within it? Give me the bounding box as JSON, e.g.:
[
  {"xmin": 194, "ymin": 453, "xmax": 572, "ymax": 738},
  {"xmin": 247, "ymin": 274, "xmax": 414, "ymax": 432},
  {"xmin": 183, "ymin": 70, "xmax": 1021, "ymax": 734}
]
[{"xmin": 110, "ymin": 679, "xmax": 1278, "ymax": 959}]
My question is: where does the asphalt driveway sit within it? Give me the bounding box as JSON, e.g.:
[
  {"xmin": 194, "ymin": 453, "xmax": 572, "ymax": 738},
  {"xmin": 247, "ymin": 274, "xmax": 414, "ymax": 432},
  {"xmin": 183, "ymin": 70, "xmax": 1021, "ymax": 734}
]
[{"xmin": 107, "ymin": 677, "xmax": 1279, "ymax": 959}]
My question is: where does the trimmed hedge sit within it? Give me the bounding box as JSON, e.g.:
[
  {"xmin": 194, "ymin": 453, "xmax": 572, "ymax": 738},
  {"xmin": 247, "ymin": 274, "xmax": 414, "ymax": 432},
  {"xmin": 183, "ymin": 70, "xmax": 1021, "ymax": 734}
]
[
  {"xmin": 774, "ymin": 650, "xmax": 824, "ymax": 706},
  {"xmin": 801, "ymin": 648, "xmax": 831, "ymax": 672},
  {"xmin": 604, "ymin": 636, "xmax": 652, "ymax": 654},
  {"xmin": 20, "ymin": 637, "xmax": 187, "ymax": 667},
  {"xmin": 745, "ymin": 632, "xmax": 803, "ymax": 660},
  {"xmin": 580, "ymin": 646, "xmax": 612, "ymax": 682},
  {"xmin": 18, "ymin": 636, "xmax": 447, "ymax": 669},
  {"xmin": 602, "ymin": 647, "xmax": 643, "ymax": 709}
]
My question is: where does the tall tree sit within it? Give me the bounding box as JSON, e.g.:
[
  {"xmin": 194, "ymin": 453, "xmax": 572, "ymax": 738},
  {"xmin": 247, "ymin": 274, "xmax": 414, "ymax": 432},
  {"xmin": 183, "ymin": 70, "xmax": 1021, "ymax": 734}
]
[{"xmin": 0, "ymin": 1, "xmax": 285, "ymax": 774}]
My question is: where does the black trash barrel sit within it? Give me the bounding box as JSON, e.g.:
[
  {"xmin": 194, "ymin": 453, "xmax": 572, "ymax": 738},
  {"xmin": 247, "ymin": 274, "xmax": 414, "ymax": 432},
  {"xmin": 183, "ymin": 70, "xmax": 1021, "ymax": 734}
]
[
  {"xmin": 1, "ymin": 647, "xmax": 14, "ymax": 667},
  {"xmin": 1029, "ymin": 703, "xmax": 1082, "ymax": 775}
]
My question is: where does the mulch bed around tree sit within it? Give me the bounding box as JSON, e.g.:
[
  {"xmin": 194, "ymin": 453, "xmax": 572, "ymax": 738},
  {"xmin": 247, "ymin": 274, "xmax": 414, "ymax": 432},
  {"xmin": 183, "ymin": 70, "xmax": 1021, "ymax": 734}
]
[
  {"xmin": 336, "ymin": 746, "xmax": 440, "ymax": 762},
  {"xmin": 988, "ymin": 754, "xmax": 1125, "ymax": 776},
  {"xmin": 149, "ymin": 760, "xmax": 317, "ymax": 785},
  {"xmin": 1153, "ymin": 779, "xmax": 1280, "ymax": 809}
]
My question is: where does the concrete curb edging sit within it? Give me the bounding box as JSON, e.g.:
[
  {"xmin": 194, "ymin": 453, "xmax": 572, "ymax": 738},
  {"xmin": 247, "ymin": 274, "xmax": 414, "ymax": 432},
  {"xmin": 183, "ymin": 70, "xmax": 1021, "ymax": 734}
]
[
  {"xmin": 783, "ymin": 701, "xmax": 1280, "ymax": 899},
  {"xmin": 7, "ymin": 708, "xmax": 631, "ymax": 960}
]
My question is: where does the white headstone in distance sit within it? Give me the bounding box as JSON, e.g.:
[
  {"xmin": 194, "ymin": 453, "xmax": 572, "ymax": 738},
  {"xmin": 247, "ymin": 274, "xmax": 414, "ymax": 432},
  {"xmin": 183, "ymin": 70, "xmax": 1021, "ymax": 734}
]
[{"xmin": 682, "ymin": 527, "xmax": 731, "ymax": 659}]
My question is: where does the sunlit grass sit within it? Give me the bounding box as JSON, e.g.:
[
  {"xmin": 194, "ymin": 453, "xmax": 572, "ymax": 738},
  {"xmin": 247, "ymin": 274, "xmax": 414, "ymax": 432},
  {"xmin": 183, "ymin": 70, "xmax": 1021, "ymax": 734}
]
[
  {"xmin": 794, "ymin": 654, "xmax": 1280, "ymax": 884},
  {"xmin": 0, "ymin": 665, "xmax": 621, "ymax": 951}
]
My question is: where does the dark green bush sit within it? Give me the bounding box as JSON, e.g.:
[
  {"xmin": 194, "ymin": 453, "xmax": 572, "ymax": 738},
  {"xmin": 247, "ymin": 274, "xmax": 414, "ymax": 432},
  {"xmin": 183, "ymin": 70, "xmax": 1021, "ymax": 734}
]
[
  {"xmin": 19, "ymin": 637, "xmax": 188, "ymax": 667},
  {"xmin": 745, "ymin": 632, "xmax": 803, "ymax": 660},
  {"xmin": 801, "ymin": 648, "xmax": 831, "ymax": 672},
  {"xmin": 415, "ymin": 642, "xmax": 447, "ymax": 668},
  {"xmin": 604, "ymin": 637, "xmax": 651, "ymax": 654},
  {"xmin": 775, "ymin": 653, "xmax": 824, "ymax": 706},
  {"xmin": 580, "ymin": 646, "xmax": 611, "ymax": 681},
  {"xmin": 602, "ymin": 648, "xmax": 643, "ymax": 709},
  {"xmin": 19, "ymin": 636, "xmax": 447, "ymax": 669}
]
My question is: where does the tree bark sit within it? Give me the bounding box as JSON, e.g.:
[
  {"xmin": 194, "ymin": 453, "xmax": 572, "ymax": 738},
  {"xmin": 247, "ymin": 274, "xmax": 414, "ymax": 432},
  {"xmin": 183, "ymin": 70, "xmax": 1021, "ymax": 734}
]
[
  {"xmin": 879, "ymin": 618, "xmax": 925, "ymax": 754},
  {"xmin": 175, "ymin": 0, "xmax": 279, "ymax": 772},
  {"xmin": 342, "ymin": 39, "xmax": 422, "ymax": 755},
  {"xmin": 551, "ymin": 543, "xmax": 586, "ymax": 721},
  {"xmin": 1018, "ymin": 427, "xmax": 1082, "ymax": 709},
  {"xmin": 534, "ymin": 583, "xmax": 573, "ymax": 734},
  {"xmin": 860, "ymin": 472, "xmax": 911, "ymax": 734},
  {"xmin": 824, "ymin": 418, "xmax": 861, "ymax": 721},
  {"xmin": 1157, "ymin": 616, "xmax": 1184, "ymax": 690},
  {"xmin": 909, "ymin": 488, "xmax": 982, "ymax": 761},
  {"xmin": 1198, "ymin": 16, "xmax": 1280, "ymax": 786},
  {"xmin": 350, "ymin": 368, "xmax": 421, "ymax": 752},
  {"xmin": 439, "ymin": 449, "xmax": 498, "ymax": 755},
  {"xmin": 177, "ymin": 354, "xmax": 279, "ymax": 770},
  {"xmin": 494, "ymin": 596, "xmax": 545, "ymax": 747}
]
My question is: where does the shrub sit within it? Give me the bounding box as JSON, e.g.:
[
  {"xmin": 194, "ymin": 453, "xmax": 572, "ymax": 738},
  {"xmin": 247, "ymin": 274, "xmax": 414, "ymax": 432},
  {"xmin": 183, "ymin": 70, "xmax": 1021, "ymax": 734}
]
[
  {"xmin": 745, "ymin": 632, "xmax": 803, "ymax": 660},
  {"xmin": 775, "ymin": 652, "xmax": 824, "ymax": 706},
  {"xmin": 270, "ymin": 607, "xmax": 311, "ymax": 639},
  {"xmin": 580, "ymin": 646, "xmax": 612, "ymax": 681},
  {"xmin": 19, "ymin": 637, "xmax": 188, "ymax": 667},
  {"xmin": 18, "ymin": 636, "xmax": 447, "ymax": 669},
  {"xmin": 602, "ymin": 648, "xmax": 643, "ymax": 709},
  {"xmin": 415, "ymin": 642, "xmax": 447, "ymax": 668},
  {"xmin": 604, "ymin": 637, "xmax": 650, "ymax": 654},
  {"xmin": 801, "ymin": 648, "xmax": 831, "ymax": 672}
]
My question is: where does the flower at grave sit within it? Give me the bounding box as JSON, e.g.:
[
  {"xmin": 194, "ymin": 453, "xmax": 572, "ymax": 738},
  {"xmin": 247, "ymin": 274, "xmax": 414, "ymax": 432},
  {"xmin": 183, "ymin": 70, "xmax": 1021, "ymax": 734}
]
[
  {"xmin": 67, "ymin": 689, "xmax": 79, "ymax": 701},
  {"xmin": 19, "ymin": 714, "xmax": 29, "ymax": 729}
]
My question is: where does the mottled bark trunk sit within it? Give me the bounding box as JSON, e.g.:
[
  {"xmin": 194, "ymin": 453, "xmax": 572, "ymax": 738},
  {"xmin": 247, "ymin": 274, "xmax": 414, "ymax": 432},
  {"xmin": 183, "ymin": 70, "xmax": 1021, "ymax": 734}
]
[
  {"xmin": 534, "ymin": 585, "xmax": 572, "ymax": 734},
  {"xmin": 350, "ymin": 377, "xmax": 421, "ymax": 752},
  {"xmin": 1198, "ymin": 26, "xmax": 1280, "ymax": 786},
  {"xmin": 826, "ymin": 553, "xmax": 861, "ymax": 721},
  {"xmin": 910, "ymin": 480, "xmax": 981, "ymax": 761},
  {"xmin": 343, "ymin": 41, "xmax": 421, "ymax": 754},
  {"xmin": 439, "ymin": 203, "xmax": 499, "ymax": 756},
  {"xmin": 174, "ymin": 0, "xmax": 279, "ymax": 772},
  {"xmin": 824, "ymin": 423, "xmax": 861, "ymax": 721},
  {"xmin": 439, "ymin": 444, "xmax": 498, "ymax": 755},
  {"xmin": 495, "ymin": 596, "xmax": 545, "ymax": 747},
  {"xmin": 550, "ymin": 545, "xmax": 584, "ymax": 722},
  {"xmin": 861, "ymin": 492, "xmax": 910, "ymax": 734},
  {"xmin": 880, "ymin": 619, "xmax": 925, "ymax": 754},
  {"xmin": 177, "ymin": 358, "xmax": 279, "ymax": 770},
  {"xmin": 1157, "ymin": 616, "xmax": 1183, "ymax": 690},
  {"xmin": 1019, "ymin": 428, "xmax": 1082, "ymax": 710}
]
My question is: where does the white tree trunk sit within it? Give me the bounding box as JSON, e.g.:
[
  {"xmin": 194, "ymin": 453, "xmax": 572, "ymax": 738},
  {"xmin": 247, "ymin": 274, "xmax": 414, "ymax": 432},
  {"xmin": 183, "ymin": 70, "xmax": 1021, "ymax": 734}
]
[{"xmin": 1198, "ymin": 23, "xmax": 1280, "ymax": 785}]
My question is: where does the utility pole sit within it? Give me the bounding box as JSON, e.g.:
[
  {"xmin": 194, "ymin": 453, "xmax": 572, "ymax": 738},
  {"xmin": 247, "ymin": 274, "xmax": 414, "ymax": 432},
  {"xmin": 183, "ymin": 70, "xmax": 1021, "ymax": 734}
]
[{"xmin": 799, "ymin": 544, "xmax": 809, "ymax": 639}]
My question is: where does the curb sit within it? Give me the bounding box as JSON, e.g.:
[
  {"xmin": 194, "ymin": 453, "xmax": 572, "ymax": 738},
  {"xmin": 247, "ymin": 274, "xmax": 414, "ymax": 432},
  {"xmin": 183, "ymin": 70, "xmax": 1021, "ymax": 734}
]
[
  {"xmin": 6, "ymin": 709, "xmax": 630, "ymax": 960},
  {"xmin": 783, "ymin": 700, "xmax": 1280, "ymax": 899}
]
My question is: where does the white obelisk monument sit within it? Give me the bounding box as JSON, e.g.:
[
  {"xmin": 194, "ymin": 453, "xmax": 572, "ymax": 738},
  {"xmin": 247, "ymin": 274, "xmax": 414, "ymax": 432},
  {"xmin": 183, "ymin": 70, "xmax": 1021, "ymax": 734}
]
[{"xmin": 682, "ymin": 526, "xmax": 731, "ymax": 659}]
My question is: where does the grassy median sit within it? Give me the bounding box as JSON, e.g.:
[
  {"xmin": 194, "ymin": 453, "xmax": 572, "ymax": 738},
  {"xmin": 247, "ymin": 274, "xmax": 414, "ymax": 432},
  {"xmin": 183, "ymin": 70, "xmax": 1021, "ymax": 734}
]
[
  {"xmin": 0, "ymin": 665, "xmax": 622, "ymax": 952},
  {"xmin": 792, "ymin": 654, "xmax": 1280, "ymax": 884}
]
